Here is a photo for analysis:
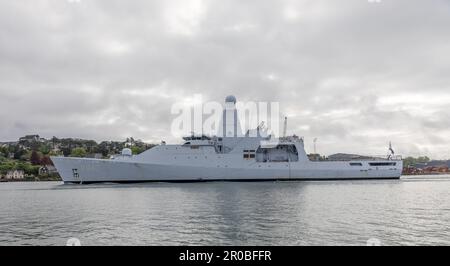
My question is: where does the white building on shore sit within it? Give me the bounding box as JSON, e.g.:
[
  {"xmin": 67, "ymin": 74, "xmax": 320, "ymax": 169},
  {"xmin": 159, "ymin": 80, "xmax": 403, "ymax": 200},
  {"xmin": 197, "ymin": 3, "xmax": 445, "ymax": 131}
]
[{"xmin": 2, "ymin": 170, "xmax": 25, "ymax": 180}]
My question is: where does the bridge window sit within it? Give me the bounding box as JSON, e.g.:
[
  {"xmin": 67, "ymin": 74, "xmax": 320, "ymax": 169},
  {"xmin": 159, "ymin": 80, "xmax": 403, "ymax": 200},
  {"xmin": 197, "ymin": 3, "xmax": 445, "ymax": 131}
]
[
  {"xmin": 256, "ymin": 144, "xmax": 299, "ymax": 162},
  {"xmin": 369, "ymin": 162, "xmax": 396, "ymax": 166},
  {"xmin": 350, "ymin": 163, "xmax": 363, "ymax": 166}
]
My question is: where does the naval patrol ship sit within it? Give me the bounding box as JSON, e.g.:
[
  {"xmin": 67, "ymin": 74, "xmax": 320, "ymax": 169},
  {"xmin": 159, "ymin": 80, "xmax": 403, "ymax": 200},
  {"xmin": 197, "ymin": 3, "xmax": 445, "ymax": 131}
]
[{"xmin": 51, "ymin": 95, "xmax": 403, "ymax": 184}]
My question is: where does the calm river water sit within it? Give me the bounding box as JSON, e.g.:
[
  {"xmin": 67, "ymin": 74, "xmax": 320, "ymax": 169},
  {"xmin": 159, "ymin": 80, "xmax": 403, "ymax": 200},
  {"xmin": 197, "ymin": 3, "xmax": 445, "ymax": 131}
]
[{"xmin": 1, "ymin": 175, "xmax": 449, "ymax": 246}]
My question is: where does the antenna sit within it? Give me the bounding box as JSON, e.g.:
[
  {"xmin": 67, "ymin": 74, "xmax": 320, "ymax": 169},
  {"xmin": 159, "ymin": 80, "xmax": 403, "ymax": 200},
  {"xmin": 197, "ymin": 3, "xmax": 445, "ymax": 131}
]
[
  {"xmin": 283, "ymin": 117, "xmax": 287, "ymax": 138},
  {"xmin": 388, "ymin": 141, "xmax": 395, "ymax": 160},
  {"xmin": 313, "ymin": 138, "xmax": 318, "ymax": 155}
]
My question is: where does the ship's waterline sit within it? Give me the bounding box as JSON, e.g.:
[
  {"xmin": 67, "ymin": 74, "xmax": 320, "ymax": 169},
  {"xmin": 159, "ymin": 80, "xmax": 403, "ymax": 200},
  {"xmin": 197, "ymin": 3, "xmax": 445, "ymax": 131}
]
[{"xmin": 51, "ymin": 95, "xmax": 402, "ymax": 184}]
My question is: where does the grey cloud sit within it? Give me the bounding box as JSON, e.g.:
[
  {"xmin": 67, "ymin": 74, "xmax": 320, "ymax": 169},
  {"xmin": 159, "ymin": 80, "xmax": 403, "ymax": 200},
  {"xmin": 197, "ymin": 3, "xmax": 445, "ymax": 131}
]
[{"xmin": 0, "ymin": 0, "xmax": 449, "ymax": 158}]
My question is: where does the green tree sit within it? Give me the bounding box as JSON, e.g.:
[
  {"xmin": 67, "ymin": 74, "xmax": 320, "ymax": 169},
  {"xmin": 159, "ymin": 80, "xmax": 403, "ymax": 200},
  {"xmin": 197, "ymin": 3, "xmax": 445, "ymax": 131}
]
[
  {"xmin": 70, "ymin": 147, "xmax": 87, "ymax": 158},
  {"xmin": 13, "ymin": 148, "xmax": 27, "ymax": 160},
  {"xmin": 0, "ymin": 161, "xmax": 15, "ymax": 175},
  {"xmin": 0, "ymin": 146, "xmax": 8, "ymax": 157},
  {"xmin": 39, "ymin": 144, "xmax": 51, "ymax": 155},
  {"xmin": 131, "ymin": 146, "xmax": 143, "ymax": 155},
  {"xmin": 403, "ymin": 156, "xmax": 432, "ymax": 167},
  {"xmin": 417, "ymin": 156, "xmax": 430, "ymax": 163},
  {"xmin": 16, "ymin": 162, "xmax": 39, "ymax": 176}
]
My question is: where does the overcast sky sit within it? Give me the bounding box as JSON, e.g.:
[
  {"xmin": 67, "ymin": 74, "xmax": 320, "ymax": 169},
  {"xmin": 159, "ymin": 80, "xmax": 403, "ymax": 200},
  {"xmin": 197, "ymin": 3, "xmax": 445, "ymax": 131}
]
[{"xmin": 0, "ymin": 0, "xmax": 449, "ymax": 158}]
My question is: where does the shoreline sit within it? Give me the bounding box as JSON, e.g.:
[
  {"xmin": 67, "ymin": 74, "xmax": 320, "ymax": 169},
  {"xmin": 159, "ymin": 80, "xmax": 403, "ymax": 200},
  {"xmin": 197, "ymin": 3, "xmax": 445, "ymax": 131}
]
[
  {"xmin": 2, "ymin": 174, "xmax": 450, "ymax": 183},
  {"xmin": 402, "ymin": 172, "xmax": 450, "ymax": 176},
  {"xmin": 0, "ymin": 178, "xmax": 61, "ymax": 183}
]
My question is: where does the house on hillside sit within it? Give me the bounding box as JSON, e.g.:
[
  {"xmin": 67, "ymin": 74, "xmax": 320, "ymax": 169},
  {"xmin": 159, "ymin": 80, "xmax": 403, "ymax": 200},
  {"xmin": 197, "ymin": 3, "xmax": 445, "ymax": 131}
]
[
  {"xmin": 19, "ymin": 135, "xmax": 41, "ymax": 142},
  {"xmin": 412, "ymin": 160, "xmax": 450, "ymax": 174},
  {"xmin": 3, "ymin": 170, "xmax": 25, "ymax": 180}
]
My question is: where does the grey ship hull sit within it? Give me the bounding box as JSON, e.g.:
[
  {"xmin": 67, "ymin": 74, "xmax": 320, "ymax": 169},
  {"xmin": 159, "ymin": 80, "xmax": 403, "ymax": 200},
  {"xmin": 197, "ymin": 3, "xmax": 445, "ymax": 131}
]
[{"xmin": 52, "ymin": 157, "xmax": 402, "ymax": 184}]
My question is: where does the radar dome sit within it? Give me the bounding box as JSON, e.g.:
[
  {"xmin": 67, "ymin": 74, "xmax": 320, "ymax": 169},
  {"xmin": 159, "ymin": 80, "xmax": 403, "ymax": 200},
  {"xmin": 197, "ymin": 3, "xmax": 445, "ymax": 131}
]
[
  {"xmin": 225, "ymin": 95, "xmax": 237, "ymax": 104},
  {"xmin": 121, "ymin": 148, "xmax": 132, "ymax": 156}
]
